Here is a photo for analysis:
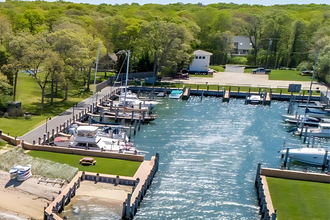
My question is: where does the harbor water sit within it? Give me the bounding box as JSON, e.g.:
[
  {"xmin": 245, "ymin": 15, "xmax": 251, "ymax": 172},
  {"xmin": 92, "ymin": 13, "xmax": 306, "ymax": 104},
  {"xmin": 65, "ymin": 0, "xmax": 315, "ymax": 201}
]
[
  {"xmin": 130, "ymin": 97, "xmax": 329, "ymax": 219},
  {"xmin": 61, "ymin": 97, "xmax": 329, "ymax": 219}
]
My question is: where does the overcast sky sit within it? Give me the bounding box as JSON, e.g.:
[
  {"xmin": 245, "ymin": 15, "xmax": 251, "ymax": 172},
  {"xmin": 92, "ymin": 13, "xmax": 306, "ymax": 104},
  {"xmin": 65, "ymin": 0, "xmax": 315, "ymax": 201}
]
[{"xmin": 0, "ymin": 0, "xmax": 329, "ymax": 6}]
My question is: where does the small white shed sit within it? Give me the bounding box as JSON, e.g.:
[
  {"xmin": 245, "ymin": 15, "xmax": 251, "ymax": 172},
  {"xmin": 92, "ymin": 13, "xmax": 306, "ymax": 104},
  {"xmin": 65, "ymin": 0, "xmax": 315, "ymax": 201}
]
[{"xmin": 188, "ymin": 50, "xmax": 213, "ymax": 72}]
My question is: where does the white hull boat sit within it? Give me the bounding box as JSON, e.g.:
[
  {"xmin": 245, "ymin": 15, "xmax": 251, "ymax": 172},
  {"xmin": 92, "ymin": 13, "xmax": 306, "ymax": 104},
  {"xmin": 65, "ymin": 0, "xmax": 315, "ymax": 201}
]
[
  {"xmin": 279, "ymin": 148, "xmax": 329, "ymax": 166},
  {"xmin": 294, "ymin": 123, "xmax": 330, "ymax": 138},
  {"xmin": 10, "ymin": 165, "xmax": 32, "ymax": 181},
  {"xmin": 305, "ymin": 108, "xmax": 330, "ymax": 119},
  {"xmin": 119, "ymin": 91, "xmax": 159, "ymax": 109},
  {"xmin": 169, "ymin": 90, "xmax": 183, "ymax": 99}
]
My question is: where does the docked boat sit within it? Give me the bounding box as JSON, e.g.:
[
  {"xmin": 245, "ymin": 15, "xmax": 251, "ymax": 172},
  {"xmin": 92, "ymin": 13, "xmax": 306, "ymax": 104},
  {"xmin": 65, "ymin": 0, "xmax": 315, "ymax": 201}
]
[
  {"xmin": 305, "ymin": 108, "xmax": 330, "ymax": 119},
  {"xmin": 280, "ymin": 114, "xmax": 317, "ymax": 122},
  {"xmin": 169, "ymin": 90, "xmax": 183, "ymax": 99},
  {"xmin": 118, "ymin": 90, "xmax": 159, "ymax": 109},
  {"xmin": 279, "ymin": 148, "xmax": 329, "ymax": 166},
  {"xmin": 10, "ymin": 165, "xmax": 32, "ymax": 181},
  {"xmin": 54, "ymin": 126, "xmax": 147, "ymax": 154},
  {"xmin": 246, "ymin": 95, "xmax": 264, "ymax": 105},
  {"xmin": 294, "ymin": 123, "xmax": 330, "ymax": 138}
]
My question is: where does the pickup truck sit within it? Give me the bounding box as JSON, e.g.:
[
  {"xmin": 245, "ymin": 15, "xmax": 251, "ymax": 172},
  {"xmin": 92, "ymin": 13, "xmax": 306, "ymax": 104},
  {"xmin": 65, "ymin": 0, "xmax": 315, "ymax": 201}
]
[
  {"xmin": 252, "ymin": 68, "xmax": 271, "ymax": 74},
  {"xmin": 173, "ymin": 72, "xmax": 189, "ymax": 79}
]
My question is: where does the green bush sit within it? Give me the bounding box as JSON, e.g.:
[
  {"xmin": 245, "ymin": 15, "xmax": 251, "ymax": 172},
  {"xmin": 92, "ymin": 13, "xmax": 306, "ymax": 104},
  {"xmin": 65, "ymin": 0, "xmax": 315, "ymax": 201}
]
[
  {"xmin": 231, "ymin": 57, "xmax": 248, "ymax": 65},
  {"xmin": 297, "ymin": 61, "xmax": 313, "ymax": 71}
]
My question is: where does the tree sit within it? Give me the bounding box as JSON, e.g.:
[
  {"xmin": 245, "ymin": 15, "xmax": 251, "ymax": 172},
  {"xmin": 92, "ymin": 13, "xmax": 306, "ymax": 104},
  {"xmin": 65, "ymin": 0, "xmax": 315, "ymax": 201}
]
[
  {"xmin": 240, "ymin": 14, "xmax": 263, "ymax": 65},
  {"xmin": 0, "ymin": 17, "xmax": 12, "ymax": 45},
  {"xmin": 22, "ymin": 34, "xmax": 52, "ymax": 108},
  {"xmin": 23, "ymin": 10, "xmax": 45, "ymax": 34},
  {"xmin": 1, "ymin": 34, "xmax": 28, "ymax": 101},
  {"xmin": 141, "ymin": 21, "xmax": 193, "ymax": 77}
]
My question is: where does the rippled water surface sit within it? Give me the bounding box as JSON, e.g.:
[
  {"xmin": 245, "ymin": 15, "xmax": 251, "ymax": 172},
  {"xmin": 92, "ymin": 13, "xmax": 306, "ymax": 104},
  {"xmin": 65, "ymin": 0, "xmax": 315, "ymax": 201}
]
[{"xmin": 130, "ymin": 97, "xmax": 329, "ymax": 219}]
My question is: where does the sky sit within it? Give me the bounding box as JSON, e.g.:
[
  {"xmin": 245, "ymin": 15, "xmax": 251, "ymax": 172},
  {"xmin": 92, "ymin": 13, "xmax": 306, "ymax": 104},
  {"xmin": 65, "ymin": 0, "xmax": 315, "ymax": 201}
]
[{"xmin": 0, "ymin": 0, "xmax": 329, "ymax": 6}]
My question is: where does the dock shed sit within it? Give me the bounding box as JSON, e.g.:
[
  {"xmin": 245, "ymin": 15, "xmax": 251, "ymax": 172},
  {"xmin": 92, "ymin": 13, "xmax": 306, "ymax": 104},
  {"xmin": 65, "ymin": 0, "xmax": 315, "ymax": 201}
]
[{"xmin": 188, "ymin": 50, "xmax": 213, "ymax": 73}]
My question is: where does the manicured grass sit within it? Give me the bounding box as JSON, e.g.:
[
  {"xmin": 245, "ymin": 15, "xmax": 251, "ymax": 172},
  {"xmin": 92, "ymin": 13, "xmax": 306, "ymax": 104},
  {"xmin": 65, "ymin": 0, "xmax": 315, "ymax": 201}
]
[
  {"xmin": 269, "ymin": 70, "xmax": 316, "ymax": 81},
  {"xmin": 28, "ymin": 150, "xmax": 141, "ymax": 177},
  {"xmin": 209, "ymin": 65, "xmax": 225, "ymax": 72},
  {"xmin": 267, "ymin": 177, "xmax": 330, "ymax": 220},
  {"xmin": 0, "ymin": 72, "xmax": 96, "ymax": 136},
  {"xmin": 244, "ymin": 68, "xmax": 316, "ymax": 82},
  {"xmin": 190, "ymin": 74, "xmax": 213, "ymax": 78}
]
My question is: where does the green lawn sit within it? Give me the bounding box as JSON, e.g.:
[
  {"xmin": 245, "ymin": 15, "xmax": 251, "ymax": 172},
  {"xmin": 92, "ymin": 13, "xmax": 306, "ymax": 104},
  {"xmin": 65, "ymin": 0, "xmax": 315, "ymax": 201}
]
[
  {"xmin": 267, "ymin": 177, "xmax": 330, "ymax": 220},
  {"xmin": 209, "ymin": 65, "xmax": 225, "ymax": 72},
  {"xmin": 244, "ymin": 68, "xmax": 316, "ymax": 82},
  {"xmin": 0, "ymin": 72, "xmax": 97, "ymax": 136},
  {"xmin": 190, "ymin": 74, "xmax": 213, "ymax": 78},
  {"xmin": 269, "ymin": 70, "xmax": 316, "ymax": 81},
  {"xmin": 28, "ymin": 151, "xmax": 141, "ymax": 177}
]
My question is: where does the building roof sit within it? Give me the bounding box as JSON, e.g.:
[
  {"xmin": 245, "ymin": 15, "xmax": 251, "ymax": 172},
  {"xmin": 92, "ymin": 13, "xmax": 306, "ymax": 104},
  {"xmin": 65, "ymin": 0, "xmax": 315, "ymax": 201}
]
[
  {"xmin": 193, "ymin": 50, "xmax": 213, "ymax": 56},
  {"xmin": 108, "ymin": 53, "xmax": 118, "ymax": 62},
  {"xmin": 232, "ymin": 36, "xmax": 253, "ymax": 50}
]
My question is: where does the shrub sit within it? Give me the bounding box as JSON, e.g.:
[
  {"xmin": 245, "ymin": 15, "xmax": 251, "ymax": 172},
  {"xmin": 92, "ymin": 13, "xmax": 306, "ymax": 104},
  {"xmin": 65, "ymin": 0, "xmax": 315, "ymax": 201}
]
[
  {"xmin": 232, "ymin": 57, "xmax": 248, "ymax": 65},
  {"xmin": 297, "ymin": 61, "xmax": 313, "ymax": 71}
]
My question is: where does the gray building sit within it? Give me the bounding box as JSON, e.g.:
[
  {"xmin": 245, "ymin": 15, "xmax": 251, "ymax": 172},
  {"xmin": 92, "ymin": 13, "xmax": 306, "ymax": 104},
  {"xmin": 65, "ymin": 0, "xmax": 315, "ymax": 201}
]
[{"xmin": 232, "ymin": 36, "xmax": 253, "ymax": 55}]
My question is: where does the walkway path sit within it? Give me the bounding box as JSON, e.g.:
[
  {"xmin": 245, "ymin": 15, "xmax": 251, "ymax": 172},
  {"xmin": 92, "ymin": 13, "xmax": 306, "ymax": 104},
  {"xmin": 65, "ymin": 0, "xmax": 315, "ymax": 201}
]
[{"xmin": 20, "ymin": 86, "xmax": 116, "ymax": 143}]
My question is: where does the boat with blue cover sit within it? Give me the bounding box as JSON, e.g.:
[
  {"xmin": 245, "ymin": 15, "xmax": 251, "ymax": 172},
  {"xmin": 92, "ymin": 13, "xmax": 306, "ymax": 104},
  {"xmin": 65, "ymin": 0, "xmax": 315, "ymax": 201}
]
[{"xmin": 169, "ymin": 90, "xmax": 183, "ymax": 99}]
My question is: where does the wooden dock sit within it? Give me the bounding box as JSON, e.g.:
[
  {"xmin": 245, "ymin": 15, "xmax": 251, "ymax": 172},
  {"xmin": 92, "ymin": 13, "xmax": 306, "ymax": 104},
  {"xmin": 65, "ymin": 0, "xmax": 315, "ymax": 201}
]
[
  {"xmin": 264, "ymin": 93, "xmax": 271, "ymax": 105},
  {"xmin": 182, "ymin": 87, "xmax": 190, "ymax": 100},
  {"xmin": 223, "ymin": 90, "xmax": 230, "ymax": 102}
]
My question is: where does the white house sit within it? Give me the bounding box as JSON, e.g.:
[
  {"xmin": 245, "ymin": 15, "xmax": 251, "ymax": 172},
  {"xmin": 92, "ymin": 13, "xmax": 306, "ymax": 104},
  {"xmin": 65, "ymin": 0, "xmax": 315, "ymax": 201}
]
[{"xmin": 188, "ymin": 50, "xmax": 213, "ymax": 72}]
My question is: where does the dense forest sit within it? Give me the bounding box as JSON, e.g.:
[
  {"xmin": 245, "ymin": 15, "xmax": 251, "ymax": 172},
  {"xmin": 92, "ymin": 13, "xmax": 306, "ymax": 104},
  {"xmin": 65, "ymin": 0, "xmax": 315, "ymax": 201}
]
[{"xmin": 0, "ymin": 1, "xmax": 329, "ymax": 109}]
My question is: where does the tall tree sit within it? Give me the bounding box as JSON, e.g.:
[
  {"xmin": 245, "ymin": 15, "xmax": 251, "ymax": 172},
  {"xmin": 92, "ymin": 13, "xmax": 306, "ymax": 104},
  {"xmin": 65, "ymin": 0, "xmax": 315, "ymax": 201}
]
[
  {"xmin": 241, "ymin": 14, "xmax": 263, "ymax": 65},
  {"xmin": 23, "ymin": 10, "xmax": 45, "ymax": 34},
  {"xmin": 1, "ymin": 34, "xmax": 28, "ymax": 101}
]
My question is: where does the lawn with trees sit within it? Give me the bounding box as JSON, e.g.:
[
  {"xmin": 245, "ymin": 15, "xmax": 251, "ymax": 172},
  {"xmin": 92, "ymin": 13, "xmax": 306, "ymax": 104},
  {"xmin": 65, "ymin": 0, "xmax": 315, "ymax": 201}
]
[{"xmin": 0, "ymin": 2, "xmax": 329, "ymax": 132}]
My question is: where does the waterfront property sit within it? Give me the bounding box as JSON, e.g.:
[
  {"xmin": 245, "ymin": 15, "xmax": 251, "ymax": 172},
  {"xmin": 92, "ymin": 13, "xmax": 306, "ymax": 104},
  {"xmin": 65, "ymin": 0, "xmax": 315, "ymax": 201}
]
[{"xmin": 267, "ymin": 177, "xmax": 330, "ymax": 219}]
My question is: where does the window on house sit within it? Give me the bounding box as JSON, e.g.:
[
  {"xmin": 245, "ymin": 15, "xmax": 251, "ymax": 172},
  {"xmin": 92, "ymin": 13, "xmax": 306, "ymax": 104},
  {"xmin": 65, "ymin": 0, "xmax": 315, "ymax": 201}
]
[
  {"xmin": 202, "ymin": 56, "xmax": 205, "ymax": 59},
  {"xmin": 199, "ymin": 56, "xmax": 202, "ymax": 59},
  {"xmin": 195, "ymin": 56, "xmax": 198, "ymax": 59}
]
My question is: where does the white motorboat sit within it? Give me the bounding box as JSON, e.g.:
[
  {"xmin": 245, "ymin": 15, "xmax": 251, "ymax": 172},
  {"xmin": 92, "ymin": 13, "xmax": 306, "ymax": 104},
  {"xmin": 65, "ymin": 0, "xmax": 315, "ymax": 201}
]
[
  {"xmin": 10, "ymin": 165, "xmax": 32, "ymax": 181},
  {"xmin": 305, "ymin": 108, "xmax": 330, "ymax": 119},
  {"xmin": 294, "ymin": 123, "xmax": 330, "ymax": 138},
  {"xmin": 54, "ymin": 126, "xmax": 147, "ymax": 154},
  {"xmin": 119, "ymin": 90, "xmax": 159, "ymax": 109},
  {"xmin": 246, "ymin": 95, "xmax": 264, "ymax": 104},
  {"xmin": 279, "ymin": 148, "xmax": 329, "ymax": 166},
  {"xmin": 169, "ymin": 90, "xmax": 183, "ymax": 99},
  {"xmin": 280, "ymin": 114, "xmax": 318, "ymax": 122}
]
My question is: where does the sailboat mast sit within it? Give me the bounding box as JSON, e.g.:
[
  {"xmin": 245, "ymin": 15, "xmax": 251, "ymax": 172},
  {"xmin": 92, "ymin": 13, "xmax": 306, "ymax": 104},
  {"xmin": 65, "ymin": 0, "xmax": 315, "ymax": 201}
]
[
  {"xmin": 93, "ymin": 42, "xmax": 101, "ymax": 107},
  {"xmin": 124, "ymin": 50, "xmax": 130, "ymax": 107},
  {"xmin": 304, "ymin": 50, "xmax": 319, "ymax": 119}
]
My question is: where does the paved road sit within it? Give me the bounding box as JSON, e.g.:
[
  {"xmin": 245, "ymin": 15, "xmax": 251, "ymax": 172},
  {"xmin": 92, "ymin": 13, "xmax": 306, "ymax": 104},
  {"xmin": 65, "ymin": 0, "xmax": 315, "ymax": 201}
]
[
  {"xmin": 186, "ymin": 70, "xmax": 328, "ymax": 91},
  {"xmin": 224, "ymin": 65, "xmax": 244, "ymax": 73},
  {"xmin": 20, "ymin": 86, "xmax": 116, "ymax": 143}
]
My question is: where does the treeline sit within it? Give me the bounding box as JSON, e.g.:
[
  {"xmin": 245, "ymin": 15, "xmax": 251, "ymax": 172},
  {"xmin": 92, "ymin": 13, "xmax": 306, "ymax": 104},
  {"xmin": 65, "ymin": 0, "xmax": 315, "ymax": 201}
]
[{"xmin": 0, "ymin": 2, "xmax": 329, "ymax": 108}]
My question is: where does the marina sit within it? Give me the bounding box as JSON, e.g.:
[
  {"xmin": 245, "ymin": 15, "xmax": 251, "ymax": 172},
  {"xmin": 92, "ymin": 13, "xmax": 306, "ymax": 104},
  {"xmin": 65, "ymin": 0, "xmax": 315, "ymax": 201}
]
[{"xmin": 0, "ymin": 87, "xmax": 329, "ymax": 219}]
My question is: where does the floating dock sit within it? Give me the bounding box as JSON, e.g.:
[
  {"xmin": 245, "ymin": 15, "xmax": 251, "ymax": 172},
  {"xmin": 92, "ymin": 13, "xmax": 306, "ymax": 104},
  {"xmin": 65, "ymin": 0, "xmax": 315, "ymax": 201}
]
[
  {"xmin": 182, "ymin": 86, "xmax": 190, "ymax": 100},
  {"xmin": 223, "ymin": 90, "xmax": 230, "ymax": 102}
]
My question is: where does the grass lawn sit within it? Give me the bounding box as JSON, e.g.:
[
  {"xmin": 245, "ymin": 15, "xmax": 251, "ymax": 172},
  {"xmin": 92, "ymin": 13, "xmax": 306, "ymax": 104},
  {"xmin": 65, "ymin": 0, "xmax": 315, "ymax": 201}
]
[
  {"xmin": 0, "ymin": 72, "xmax": 101, "ymax": 136},
  {"xmin": 267, "ymin": 177, "xmax": 330, "ymax": 220},
  {"xmin": 209, "ymin": 65, "xmax": 225, "ymax": 72},
  {"xmin": 190, "ymin": 74, "xmax": 213, "ymax": 78},
  {"xmin": 28, "ymin": 150, "xmax": 141, "ymax": 177},
  {"xmin": 244, "ymin": 68, "xmax": 316, "ymax": 82}
]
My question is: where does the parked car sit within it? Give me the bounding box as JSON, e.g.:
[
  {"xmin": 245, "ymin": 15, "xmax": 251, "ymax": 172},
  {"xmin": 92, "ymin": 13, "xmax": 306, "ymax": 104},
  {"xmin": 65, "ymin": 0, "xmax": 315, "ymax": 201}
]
[
  {"xmin": 301, "ymin": 70, "xmax": 313, "ymax": 76},
  {"xmin": 252, "ymin": 68, "xmax": 271, "ymax": 74},
  {"xmin": 173, "ymin": 72, "xmax": 189, "ymax": 79}
]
